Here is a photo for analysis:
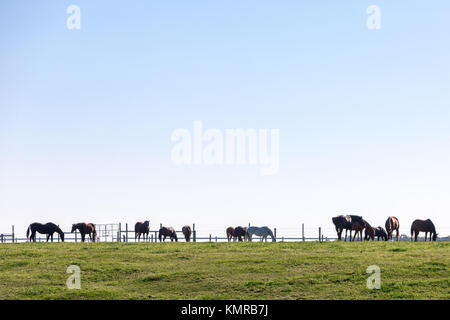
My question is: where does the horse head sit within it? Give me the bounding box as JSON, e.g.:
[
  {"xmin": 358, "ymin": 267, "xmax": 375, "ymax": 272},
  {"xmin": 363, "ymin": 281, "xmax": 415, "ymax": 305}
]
[
  {"xmin": 71, "ymin": 224, "xmax": 77, "ymax": 233},
  {"xmin": 433, "ymin": 233, "xmax": 438, "ymax": 241}
]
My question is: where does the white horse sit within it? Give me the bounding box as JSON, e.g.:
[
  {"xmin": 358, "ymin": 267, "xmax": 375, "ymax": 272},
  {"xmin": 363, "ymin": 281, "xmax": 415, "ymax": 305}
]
[{"xmin": 247, "ymin": 226, "xmax": 276, "ymax": 242}]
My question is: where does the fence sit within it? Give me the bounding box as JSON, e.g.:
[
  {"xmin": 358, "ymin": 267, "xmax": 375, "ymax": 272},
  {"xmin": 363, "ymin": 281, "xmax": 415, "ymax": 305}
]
[{"xmin": 2, "ymin": 222, "xmax": 449, "ymax": 243}]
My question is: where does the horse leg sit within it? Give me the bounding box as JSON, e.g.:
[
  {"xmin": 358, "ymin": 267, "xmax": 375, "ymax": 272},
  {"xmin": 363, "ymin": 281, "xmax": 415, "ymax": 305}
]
[
  {"xmin": 46, "ymin": 234, "xmax": 50, "ymax": 242},
  {"xmin": 424, "ymin": 232, "xmax": 427, "ymax": 242},
  {"xmin": 51, "ymin": 234, "xmax": 54, "ymax": 242}
]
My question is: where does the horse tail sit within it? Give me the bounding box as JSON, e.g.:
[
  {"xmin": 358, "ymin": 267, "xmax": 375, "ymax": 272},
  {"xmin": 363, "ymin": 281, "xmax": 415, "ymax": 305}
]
[{"xmin": 26, "ymin": 225, "xmax": 31, "ymax": 240}]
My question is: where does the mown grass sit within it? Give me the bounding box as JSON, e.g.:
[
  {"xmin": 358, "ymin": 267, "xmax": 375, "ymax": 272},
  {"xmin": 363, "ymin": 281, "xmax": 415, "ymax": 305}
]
[{"xmin": 0, "ymin": 242, "xmax": 448, "ymax": 300}]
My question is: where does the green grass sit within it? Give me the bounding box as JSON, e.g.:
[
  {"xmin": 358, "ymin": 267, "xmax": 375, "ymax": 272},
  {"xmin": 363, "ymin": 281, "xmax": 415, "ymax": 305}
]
[{"xmin": 0, "ymin": 242, "xmax": 448, "ymax": 300}]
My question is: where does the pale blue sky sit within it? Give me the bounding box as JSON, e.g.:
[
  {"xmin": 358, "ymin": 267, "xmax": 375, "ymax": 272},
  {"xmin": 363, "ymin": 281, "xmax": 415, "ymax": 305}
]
[{"xmin": 1, "ymin": 1, "xmax": 449, "ymax": 239}]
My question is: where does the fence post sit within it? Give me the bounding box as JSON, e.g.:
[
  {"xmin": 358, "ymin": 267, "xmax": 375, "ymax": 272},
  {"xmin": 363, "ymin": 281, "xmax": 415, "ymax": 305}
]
[
  {"xmin": 209, "ymin": 234, "xmax": 212, "ymax": 242},
  {"xmin": 12, "ymin": 225, "xmax": 14, "ymax": 244},
  {"xmin": 118, "ymin": 223, "xmax": 122, "ymax": 242},
  {"xmin": 193, "ymin": 224, "xmax": 196, "ymax": 242},
  {"xmin": 302, "ymin": 223, "xmax": 305, "ymax": 242},
  {"xmin": 274, "ymin": 228, "xmax": 277, "ymax": 241},
  {"xmin": 319, "ymin": 227, "xmax": 322, "ymax": 243}
]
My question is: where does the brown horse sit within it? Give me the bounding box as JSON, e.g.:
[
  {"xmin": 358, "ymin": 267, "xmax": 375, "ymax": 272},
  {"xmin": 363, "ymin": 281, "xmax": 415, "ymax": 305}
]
[
  {"xmin": 159, "ymin": 226, "xmax": 178, "ymax": 242},
  {"xmin": 365, "ymin": 226, "xmax": 388, "ymax": 241},
  {"xmin": 135, "ymin": 221, "xmax": 150, "ymax": 242},
  {"xmin": 351, "ymin": 219, "xmax": 374, "ymax": 241},
  {"xmin": 332, "ymin": 215, "xmax": 352, "ymax": 241},
  {"xmin": 182, "ymin": 225, "xmax": 192, "ymax": 242},
  {"xmin": 71, "ymin": 223, "xmax": 97, "ymax": 242},
  {"xmin": 233, "ymin": 226, "xmax": 247, "ymax": 242},
  {"xmin": 411, "ymin": 219, "xmax": 437, "ymax": 242},
  {"xmin": 226, "ymin": 227, "xmax": 235, "ymax": 242},
  {"xmin": 26, "ymin": 223, "xmax": 65, "ymax": 242},
  {"xmin": 385, "ymin": 216, "xmax": 400, "ymax": 241}
]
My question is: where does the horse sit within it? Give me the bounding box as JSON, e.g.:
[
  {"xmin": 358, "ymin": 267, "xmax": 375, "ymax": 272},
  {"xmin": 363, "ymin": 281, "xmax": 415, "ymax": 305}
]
[
  {"xmin": 332, "ymin": 215, "xmax": 352, "ymax": 241},
  {"xmin": 71, "ymin": 223, "xmax": 97, "ymax": 242},
  {"xmin": 247, "ymin": 226, "xmax": 276, "ymax": 242},
  {"xmin": 226, "ymin": 227, "xmax": 235, "ymax": 242},
  {"xmin": 182, "ymin": 225, "xmax": 192, "ymax": 242},
  {"xmin": 233, "ymin": 226, "xmax": 247, "ymax": 242},
  {"xmin": 411, "ymin": 219, "xmax": 437, "ymax": 242},
  {"xmin": 26, "ymin": 223, "xmax": 64, "ymax": 242},
  {"xmin": 351, "ymin": 219, "xmax": 374, "ymax": 241},
  {"xmin": 135, "ymin": 221, "xmax": 150, "ymax": 242},
  {"xmin": 385, "ymin": 216, "xmax": 400, "ymax": 241},
  {"xmin": 365, "ymin": 226, "xmax": 388, "ymax": 241},
  {"xmin": 159, "ymin": 226, "xmax": 178, "ymax": 242}
]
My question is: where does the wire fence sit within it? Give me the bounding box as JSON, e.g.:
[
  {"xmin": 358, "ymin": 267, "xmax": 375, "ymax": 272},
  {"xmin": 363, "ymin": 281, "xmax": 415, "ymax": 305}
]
[{"xmin": 1, "ymin": 223, "xmax": 449, "ymax": 243}]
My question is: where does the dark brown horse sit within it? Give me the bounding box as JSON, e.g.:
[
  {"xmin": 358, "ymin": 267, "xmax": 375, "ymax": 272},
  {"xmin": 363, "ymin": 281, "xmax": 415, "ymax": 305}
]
[
  {"xmin": 351, "ymin": 218, "xmax": 374, "ymax": 241},
  {"xmin": 332, "ymin": 215, "xmax": 352, "ymax": 241},
  {"xmin": 27, "ymin": 223, "xmax": 64, "ymax": 242},
  {"xmin": 411, "ymin": 219, "xmax": 437, "ymax": 242},
  {"xmin": 71, "ymin": 223, "xmax": 97, "ymax": 242},
  {"xmin": 233, "ymin": 226, "xmax": 247, "ymax": 242},
  {"xmin": 226, "ymin": 227, "xmax": 235, "ymax": 242},
  {"xmin": 182, "ymin": 225, "xmax": 192, "ymax": 242},
  {"xmin": 365, "ymin": 226, "xmax": 388, "ymax": 241},
  {"xmin": 135, "ymin": 221, "xmax": 150, "ymax": 242},
  {"xmin": 385, "ymin": 216, "xmax": 400, "ymax": 241},
  {"xmin": 159, "ymin": 226, "xmax": 178, "ymax": 242}
]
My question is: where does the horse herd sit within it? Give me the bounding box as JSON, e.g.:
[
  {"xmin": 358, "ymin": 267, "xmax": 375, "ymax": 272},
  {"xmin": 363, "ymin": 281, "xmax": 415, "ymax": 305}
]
[
  {"xmin": 332, "ymin": 215, "xmax": 439, "ymax": 242},
  {"xmin": 24, "ymin": 217, "xmax": 438, "ymax": 243}
]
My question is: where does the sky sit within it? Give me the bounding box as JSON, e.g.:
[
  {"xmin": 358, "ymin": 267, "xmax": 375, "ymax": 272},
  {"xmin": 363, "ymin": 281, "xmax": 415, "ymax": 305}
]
[{"xmin": 1, "ymin": 1, "xmax": 450, "ymax": 239}]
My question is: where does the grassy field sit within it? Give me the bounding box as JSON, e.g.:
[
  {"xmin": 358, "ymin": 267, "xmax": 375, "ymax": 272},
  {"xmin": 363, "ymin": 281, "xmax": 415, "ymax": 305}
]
[{"xmin": 0, "ymin": 241, "xmax": 448, "ymax": 300}]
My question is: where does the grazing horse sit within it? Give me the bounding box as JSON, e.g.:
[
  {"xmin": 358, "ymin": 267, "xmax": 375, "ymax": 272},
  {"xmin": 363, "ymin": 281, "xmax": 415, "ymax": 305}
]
[
  {"xmin": 247, "ymin": 226, "xmax": 276, "ymax": 242},
  {"xmin": 71, "ymin": 223, "xmax": 97, "ymax": 242},
  {"xmin": 159, "ymin": 227, "xmax": 178, "ymax": 242},
  {"xmin": 135, "ymin": 221, "xmax": 150, "ymax": 242},
  {"xmin": 365, "ymin": 226, "xmax": 388, "ymax": 241},
  {"xmin": 332, "ymin": 215, "xmax": 352, "ymax": 241},
  {"xmin": 233, "ymin": 226, "xmax": 247, "ymax": 242},
  {"xmin": 385, "ymin": 216, "xmax": 400, "ymax": 241},
  {"xmin": 411, "ymin": 219, "xmax": 437, "ymax": 242},
  {"xmin": 351, "ymin": 219, "xmax": 374, "ymax": 241},
  {"xmin": 182, "ymin": 225, "xmax": 192, "ymax": 242},
  {"xmin": 226, "ymin": 227, "xmax": 235, "ymax": 242},
  {"xmin": 27, "ymin": 223, "xmax": 64, "ymax": 242}
]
